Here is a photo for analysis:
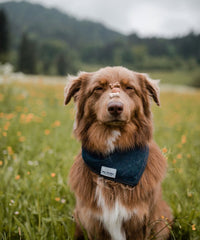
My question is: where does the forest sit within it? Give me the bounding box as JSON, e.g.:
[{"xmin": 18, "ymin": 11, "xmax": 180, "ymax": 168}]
[{"xmin": 0, "ymin": 1, "xmax": 200, "ymax": 77}]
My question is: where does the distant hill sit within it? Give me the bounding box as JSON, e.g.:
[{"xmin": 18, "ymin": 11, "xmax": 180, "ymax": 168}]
[
  {"xmin": 0, "ymin": 1, "xmax": 200, "ymax": 75},
  {"xmin": 0, "ymin": 1, "xmax": 124, "ymax": 48}
]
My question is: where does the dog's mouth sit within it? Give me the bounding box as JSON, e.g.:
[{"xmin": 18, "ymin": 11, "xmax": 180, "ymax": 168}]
[{"xmin": 104, "ymin": 120, "xmax": 127, "ymax": 126}]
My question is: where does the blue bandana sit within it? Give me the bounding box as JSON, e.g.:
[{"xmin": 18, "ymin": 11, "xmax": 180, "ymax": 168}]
[{"xmin": 82, "ymin": 146, "xmax": 149, "ymax": 187}]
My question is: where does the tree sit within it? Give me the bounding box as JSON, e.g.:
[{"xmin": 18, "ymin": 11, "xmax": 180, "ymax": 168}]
[
  {"xmin": 57, "ymin": 54, "xmax": 67, "ymax": 76},
  {"xmin": 0, "ymin": 9, "xmax": 9, "ymax": 62},
  {"xmin": 18, "ymin": 33, "xmax": 37, "ymax": 74},
  {"xmin": 56, "ymin": 52, "xmax": 78, "ymax": 75}
]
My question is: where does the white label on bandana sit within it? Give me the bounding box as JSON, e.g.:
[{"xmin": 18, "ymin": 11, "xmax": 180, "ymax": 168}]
[{"xmin": 100, "ymin": 166, "xmax": 117, "ymax": 178}]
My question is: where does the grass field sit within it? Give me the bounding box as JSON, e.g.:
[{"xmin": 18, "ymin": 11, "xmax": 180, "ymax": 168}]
[{"xmin": 0, "ymin": 74, "xmax": 200, "ymax": 240}]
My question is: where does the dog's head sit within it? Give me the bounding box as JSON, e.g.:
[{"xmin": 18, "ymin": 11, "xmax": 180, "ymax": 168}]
[{"xmin": 64, "ymin": 66, "xmax": 160, "ymax": 154}]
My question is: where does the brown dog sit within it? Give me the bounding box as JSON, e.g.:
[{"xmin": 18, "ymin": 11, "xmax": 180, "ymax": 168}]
[{"xmin": 64, "ymin": 66, "xmax": 172, "ymax": 240}]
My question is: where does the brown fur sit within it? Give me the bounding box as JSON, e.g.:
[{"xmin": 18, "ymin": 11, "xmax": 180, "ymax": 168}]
[{"xmin": 64, "ymin": 66, "xmax": 172, "ymax": 240}]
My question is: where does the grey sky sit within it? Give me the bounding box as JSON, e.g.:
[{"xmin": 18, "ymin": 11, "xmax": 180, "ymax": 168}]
[{"xmin": 4, "ymin": 0, "xmax": 200, "ymax": 36}]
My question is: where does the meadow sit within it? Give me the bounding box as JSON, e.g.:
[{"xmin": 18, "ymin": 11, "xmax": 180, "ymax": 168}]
[{"xmin": 0, "ymin": 74, "xmax": 200, "ymax": 240}]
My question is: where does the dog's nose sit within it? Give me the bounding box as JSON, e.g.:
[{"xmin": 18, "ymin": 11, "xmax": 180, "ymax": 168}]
[{"xmin": 107, "ymin": 102, "xmax": 124, "ymax": 116}]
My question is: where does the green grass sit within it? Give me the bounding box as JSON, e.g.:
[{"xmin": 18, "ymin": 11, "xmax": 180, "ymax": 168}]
[
  {"xmin": 0, "ymin": 76, "xmax": 200, "ymax": 239},
  {"xmin": 150, "ymin": 68, "xmax": 200, "ymax": 86}
]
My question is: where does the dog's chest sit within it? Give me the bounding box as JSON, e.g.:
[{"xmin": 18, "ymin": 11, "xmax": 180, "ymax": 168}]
[{"xmin": 95, "ymin": 184, "xmax": 132, "ymax": 240}]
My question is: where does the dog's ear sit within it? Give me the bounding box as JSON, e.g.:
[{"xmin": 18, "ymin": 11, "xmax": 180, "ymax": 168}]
[
  {"xmin": 64, "ymin": 72, "xmax": 90, "ymax": 105},
  {"xmin": 140, "ymin": 74, "xmax": 160, "ymax": 106}
]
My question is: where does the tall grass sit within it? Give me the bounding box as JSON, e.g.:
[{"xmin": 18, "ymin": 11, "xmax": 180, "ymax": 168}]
[{"xmin": 0, "ymin": 77, "xmax": 200, "ymax": 239}]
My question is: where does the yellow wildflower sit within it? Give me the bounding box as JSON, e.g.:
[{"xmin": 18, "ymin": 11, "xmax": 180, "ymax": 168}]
[
  {"xmin": 4, "ymin": 122, "xmax": 10, "ymax": 131},
  {"xmin": 51, "ymin": 173, "xmax": 56, "ymax": 178},
  {"xmin": 173, "ymin": 159, "xmax": 177, "ymax": 164},
  {"xmin": 19, "ymin": 136, "xmax": 26, "ymax": 142},
  {"xmin": 44, "ymin": 129, "xmax": 50, "ymax": 135},
  {"xmin": 162, "ymin": 148, "xmax": 168, "ymax": 153},
  {"xmin": 26, "ymin": 113, "xmax": 34, "ymax": 123},
  {"xmin": 7, "ymin": 146, "xmax": 14, "ymax": 155},
  {"xmin": 4, "ymin": 125, "xmax": 9, "ymax": 131},
  {"xmin": 181, "ymin": 135, "xmax": 186, "ymax": 144},
  {"xmin": 6, "ymin": 113, "xmax": 15, "ymax": 120},
  {"xmin": 187, "ymin": 190, "xmax": 192, "ymax": 197},
  {"xmin": 15, "ymin": 175, "xmax": 20, "ymax": 180},
  {"xmin": 20, "ymin": 114, "xmax": 26, "ymax": 123},
  {"xmin": 55, "ymin": 197, "xmax": 60, "ymax": 202},
  {"xmin": 192, "ymin": 224, "xmax": 196, "ymax": 231},
  {"xmin": 52, "ymin": 120, "xmax": 61, "ymax": 127},
  {"xmin": 177, "ymin": 154, "xmax": 182, "ymax": 159}
]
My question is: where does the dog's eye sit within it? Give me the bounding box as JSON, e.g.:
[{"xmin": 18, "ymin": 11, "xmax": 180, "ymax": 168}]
[
  {"xmin": 126, "ymin": 86, "xmax": 134, "ymax": 90},
  {"xmin": 94, "ymin": 86, "xmax": 104, "ymax": 92}
]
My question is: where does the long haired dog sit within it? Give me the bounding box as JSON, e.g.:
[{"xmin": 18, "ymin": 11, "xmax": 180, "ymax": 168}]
[{"xmin": 64, "ymin": 66, "xmax": 172, "ymax": 240}]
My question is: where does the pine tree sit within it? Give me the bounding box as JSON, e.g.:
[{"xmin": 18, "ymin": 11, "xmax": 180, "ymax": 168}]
[
  {"xmin": 18, "ymin": 33, "xmax": 37, "ymax": 74},
  {"xmin": 0, "ymin": 9, "xmax": 9, "ymax": 62}
]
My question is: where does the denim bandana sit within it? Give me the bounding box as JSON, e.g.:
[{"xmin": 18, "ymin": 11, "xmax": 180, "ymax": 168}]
[{"xmin": 82, "ymin": 145, "xmax": 149, "ymax": 187}]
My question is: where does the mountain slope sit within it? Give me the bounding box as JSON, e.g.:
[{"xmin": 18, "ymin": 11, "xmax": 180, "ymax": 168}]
[{"xmin": 0, "ymin": 1, "xmax": 124, "ymax": 48}]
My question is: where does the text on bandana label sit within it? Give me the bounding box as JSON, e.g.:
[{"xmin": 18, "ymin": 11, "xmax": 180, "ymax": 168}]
[{"xmin": 101, "ymin": 166, "xmax": 117, "ymax": 178}]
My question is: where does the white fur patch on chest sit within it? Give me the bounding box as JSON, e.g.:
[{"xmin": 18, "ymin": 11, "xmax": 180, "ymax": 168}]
[
  {"xmin": 95, "ymin": 183, "xmax": 131, "ymax": 240},
  {"xmin": 106, "ymin": 130, "xmax": 121, "ymax": 153}
]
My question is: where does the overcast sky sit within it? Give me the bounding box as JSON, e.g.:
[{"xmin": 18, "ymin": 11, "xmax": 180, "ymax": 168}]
[{"xmin": 3, "ymin": 0, "xmax": 200, "ymax": 37}]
